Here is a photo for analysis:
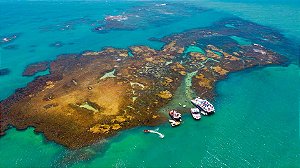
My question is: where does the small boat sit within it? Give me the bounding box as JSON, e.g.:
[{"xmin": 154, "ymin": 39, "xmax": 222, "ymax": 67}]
[
  {"xmin": 191, "ymin": 97, "xmax": 215, "ymax": 114},
  {"xmin": 169, "ymin": 119, "xmax": 181, "ymax": 127},
  {"xmin": 143, "ymin": 129, "xmax": 164, "ymax": 138},
  {"xmin": 169, "ymin": 110, "xmax": 182, "ymax": 122},
  {"xmin": 190, "ymin": 108, "xmax": 201, "ymax": 120}
]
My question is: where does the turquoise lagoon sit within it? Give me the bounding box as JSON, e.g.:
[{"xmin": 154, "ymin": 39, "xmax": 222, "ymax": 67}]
[{"xmin": 0, "ymin": 0, "xmax": 299, "ymax": 167}]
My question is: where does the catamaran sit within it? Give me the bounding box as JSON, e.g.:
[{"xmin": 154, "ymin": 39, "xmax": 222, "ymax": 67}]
[{"xmin": 191, "ymin": 97, "xmax": 215, "ymax": 115}]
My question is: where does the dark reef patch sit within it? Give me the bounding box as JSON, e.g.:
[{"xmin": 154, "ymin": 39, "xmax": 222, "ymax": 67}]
[
  {"xmin": 93, "ymin": 2, "xmax": 208, "ymax": 33},
  {"xmin": 22, "ymin": 61, "xmax": 50, "ymax": 76},
  {"xmin": 2, "ymin": 44, "xmax": 18, "ymax": 50},
  {"xmin": 29, "ymin": 44, "xmax": 37, "ymax": 48},
  {"xmin": 155, "ymin": 17, "xmax": 294, "ymax": 56},
  {"xmin": 39, "ymin": 17, "xmax": 96, "ymax": 32},
  {"xmin": 0, "ymin": 68, "xmax": 10, "ymax": 76}
]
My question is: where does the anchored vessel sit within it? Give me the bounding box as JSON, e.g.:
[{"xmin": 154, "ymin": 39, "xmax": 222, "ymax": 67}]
[
  {"xmin": 190, "ymin": 108, "xmax": 201, "ymax": 120},
  {"xmin": 169, "ymin": 110, "xmax": 182, "ymax": 122},
  {"xmin": 168, "ymin": 119, "xmax": 181, "ymax": 127},
  {"xmin": 169, "ymin": 110, "xmax": 182, "ymax": 127},
  {"xmin": 191, "ymin": 97, "xmax": 215, "ymax": 115}
]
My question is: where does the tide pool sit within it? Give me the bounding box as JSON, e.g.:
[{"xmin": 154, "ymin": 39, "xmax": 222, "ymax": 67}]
[{"xmin": 184, "ymin": 46, "xmax": 205, "ymax": 54}]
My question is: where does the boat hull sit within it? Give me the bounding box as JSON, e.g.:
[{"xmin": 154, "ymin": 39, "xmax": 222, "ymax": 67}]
[
  {"xmin": 191, "ymin": 101, "xmax": 215, "ymax": 115},
  {"xmin": 169, "ymin": 120, "xmax": 181, "ymax": 127},
  {"xmin": 191, "ymin": 115, "xmax": 201, "ymax": 120},
  {"xmin": 169, "ymin": 111, "xmax": 182, "ymax": 122}
]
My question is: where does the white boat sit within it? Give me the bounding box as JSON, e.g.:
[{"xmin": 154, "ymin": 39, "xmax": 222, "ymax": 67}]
[
  {"xmin": 169, "ymin": 110, "xmax": 182, "ymax": 122},
  {"xmin": 190, "ymin": 108, "xmax": 201, "ymax": 120},
  {"xmin": 169, "ymin": 119, "xmax": 181, "ymax": 127},
  {"xmin": 191, "ymin": 97, "xmax": 215, "ymax": 114}
]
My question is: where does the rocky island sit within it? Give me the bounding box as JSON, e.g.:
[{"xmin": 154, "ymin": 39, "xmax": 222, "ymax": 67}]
[{"xmin": 0, "ymin": 18, "xmax": 288, "ymax": 149}]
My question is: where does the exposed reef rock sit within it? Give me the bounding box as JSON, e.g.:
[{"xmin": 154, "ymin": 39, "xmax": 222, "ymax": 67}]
[
  {"xmin": 22, "ymin": 62, "xmax": 50, "ymax": 76},
  {"xmin": 157, "ymin": 90, "xmax": 173, "ymax": 99},
  {"xmin": 0, "ymin": 18, "xmax": 289, "ymax": 149}
]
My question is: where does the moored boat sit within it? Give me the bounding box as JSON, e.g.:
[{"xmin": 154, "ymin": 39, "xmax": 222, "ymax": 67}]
[
  {"xmin": 169, "ymin": 110, "xmax": 182, "ymax": 122},
  {"xmin": 169, "ymin": 119, "xmax": 181, "ymax": 127},
  {"xmin": 191, "ymin": 97, "xmax": 215, "ymax": 115},
  {"xmin": 190, "ymin": 108, "xmax": 201, "ymax": 120}
]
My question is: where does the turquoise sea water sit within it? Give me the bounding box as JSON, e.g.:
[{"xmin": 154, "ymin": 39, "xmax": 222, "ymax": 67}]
[
  {"xmin": 184, "ymin": 46, "xmax": 205, "ymax": 54},
  {"xmin": 0, "ymin": 0, "xmax": 299, "ymax": 167},
  {"xmin": 230, "ymin": 36, "xmax": 252, "ymax": 46}
]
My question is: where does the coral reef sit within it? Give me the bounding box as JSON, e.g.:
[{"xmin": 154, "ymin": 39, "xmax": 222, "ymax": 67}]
[
  {"xmin": 0, "ymin": 18, "xmax": 288, "ymax": 149},
  {"xmin": 22, "ymin": 62, "xmax": 50, "ymax": 76},
  {"xmin": 0, "ymin": 68, "xmax": 10, "ymax": 76}
]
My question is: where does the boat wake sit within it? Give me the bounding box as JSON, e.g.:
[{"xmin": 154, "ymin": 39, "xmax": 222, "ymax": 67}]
[{"xmin": 144, "ymin": 128, "xmax": 164, "ymax": 138}]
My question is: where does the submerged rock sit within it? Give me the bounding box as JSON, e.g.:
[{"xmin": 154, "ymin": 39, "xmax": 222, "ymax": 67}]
[
  {"xmin": 0, "ymin": 68, "xmax": 10, "ymax": 76},
  {"xmin": 2, "ymin": 44, "xmax": 18, "ymax": 50}
]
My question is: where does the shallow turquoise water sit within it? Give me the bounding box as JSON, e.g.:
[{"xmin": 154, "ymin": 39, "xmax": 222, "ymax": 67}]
[
  {"xmin": 0, "ymin": 128, "xmax": 64, "ymax": 167},
  {"xmin": 0, "ymin": 1, "xmax": 299, "ymax": 167},
  {"xmin": 184, "ymin": 46, "xmax": 205, "ymax": 54},
  {"xmin": 230, "ymin": 36, "xmax": 252, "ymax": 46}
]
